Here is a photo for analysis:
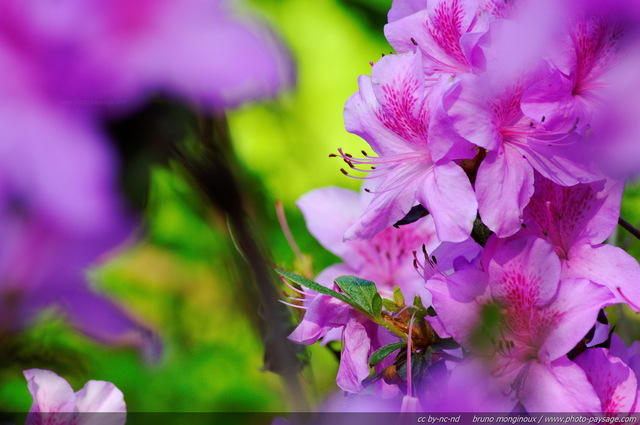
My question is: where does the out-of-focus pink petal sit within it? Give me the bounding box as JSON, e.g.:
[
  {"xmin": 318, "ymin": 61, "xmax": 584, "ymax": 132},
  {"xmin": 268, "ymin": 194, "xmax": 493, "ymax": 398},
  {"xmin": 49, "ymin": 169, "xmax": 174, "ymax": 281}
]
[
  {"xmin": 75, "ymin": 380, "xmax": 126, "ymax": 414},
  {"xmin": 24, "ymin": 369, "xmax": 76, "ymax": 414},
  {"xmin": 297, "ymin": 187, "xmax": 363, "ymax": 263}
]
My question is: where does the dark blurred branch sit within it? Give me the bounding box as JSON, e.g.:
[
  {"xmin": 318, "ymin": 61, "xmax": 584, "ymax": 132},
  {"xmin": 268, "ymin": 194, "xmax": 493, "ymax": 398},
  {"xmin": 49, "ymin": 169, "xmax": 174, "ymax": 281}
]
[
  {"xmin": 176, "ymin": 113, "xmax": 307, "ymax": 410},
  {"xmin": 619, "ymin": 217, "xmax": 640, "ymax": 240}
]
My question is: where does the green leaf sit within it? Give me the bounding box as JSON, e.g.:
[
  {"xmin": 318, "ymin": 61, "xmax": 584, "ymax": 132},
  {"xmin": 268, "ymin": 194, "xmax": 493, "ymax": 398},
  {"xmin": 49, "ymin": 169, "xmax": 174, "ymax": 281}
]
[
  {"xmin": 277, "ymin": 269, "xmax": 351, "ymax": 305},
  {"xmin": 368, "ymin": 341, "xmax": 406, "ymax": 367},
  {"xmin": 393, "ymin": 286, "xmax": 405, "ymax": 307},
  {"xmin": 334, "ymin": 275, "xmax": 382, "ymax": 318},
  {"xmin": 382, "ymin": 298, "xmax": 401, "ymax": 313}
]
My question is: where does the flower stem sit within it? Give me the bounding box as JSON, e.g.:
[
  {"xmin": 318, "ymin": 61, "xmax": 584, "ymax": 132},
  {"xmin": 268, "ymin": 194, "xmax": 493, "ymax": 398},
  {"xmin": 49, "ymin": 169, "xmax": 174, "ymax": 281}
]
[{"xmin": 618, "ymin": 217, "xmax": 640, "ymax": 240}]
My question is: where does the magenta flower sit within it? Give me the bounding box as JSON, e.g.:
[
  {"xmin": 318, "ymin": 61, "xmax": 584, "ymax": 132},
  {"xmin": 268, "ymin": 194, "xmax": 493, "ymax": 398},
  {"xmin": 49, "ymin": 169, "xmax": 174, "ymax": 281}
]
[
  {"xmin": 341, "ymin": 49, "xmax": 477, "ymax": 242},
  {"xmin": 427, "ymin": 236, "xmax": 613, "ymax": 411},
  {"xmin": 385, "ymin": 0, "xmax": 509, "ymax": 76},
  {"xmin": 522, "ymin": 175, "xmax": 640, "ymax": 310},
  {"xmin": 24, "ymin": 368, "xmax": 125, "ymax": 425},
  {"xmin": 289, "ymin": 186, "xmax": 439, "ymax": 394},
  {"xmin": 428, "ymin": 11, "xmax": 604, "ymax": 237}
]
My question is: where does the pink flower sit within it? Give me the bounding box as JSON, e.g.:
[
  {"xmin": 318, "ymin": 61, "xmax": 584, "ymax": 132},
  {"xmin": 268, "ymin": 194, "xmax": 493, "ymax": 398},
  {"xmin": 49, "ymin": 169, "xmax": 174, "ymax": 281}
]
[
  {"xmin": 385, "ymin": 0, "xmax": 509, "ymax": 76},
  {"xmin": 341, "ymin": 50, "xmax": 477, "ymax": 242},
  {"xmin": 427, "ymin": 236, "xmax": 613, "ymax": 411},
  {"xmin": 289, "ymin": 186, "xmax": 439, "ymax": 395},
  {"xmin": 24, "ymin": 368, "xmax": 125, "ymax": 425}
]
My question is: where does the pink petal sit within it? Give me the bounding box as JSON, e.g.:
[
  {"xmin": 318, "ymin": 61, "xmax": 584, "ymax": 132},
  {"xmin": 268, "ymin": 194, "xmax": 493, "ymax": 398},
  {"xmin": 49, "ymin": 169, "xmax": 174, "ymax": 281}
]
[
  {"xmin": 444, "ymin": 74, "xmax": 502, "ymax": 150},
  {"xmin": 427, "ymin": 270, "xmax": 489, "ymax": 346},
  {"xmin": 75, "ymin": 380, "xmax": 126, "ymax": 414},
  {"xmin": 538, "ymin": 278, "xmax": 613, "ymax": 362},
  {"xmin": 23, "ymin": 369, "xmax": 76, "ymax": 413},
  {"xmin": 385, "ymin": 0, "xmax": 480, "ymax": 73},
  {"xmin": 344, "ymin": 166, "xmax": 423, "ymax": 241},
  {"xmin": 564, "ymin": 243, "xmax": 640, "ymax": 311},
  {"xmin": 296, "ymin": 187, "xmax": 363, "ymax": 263},
  {"xmin": 417, "ymin": 162, "xmax": 477, "ymax": 242},
  {"xmin": 524, "ymin": 177, "xmax": 623, "ymax": 254},
  {"xmin": 574, "ymin": 348, "xmax": 638, "ymax": 413},
  {"xmin": 288, "ymin": 295, "xmax": 351, "ymax": 345},
  {"xmin": 387, "ymin": 0, "xmax": 427, "ymax": 22},
  {"xmin": 489, "ymin": 236, "xmax": 561, "ymax": 308},
  {"xmin": 336, "ymin": 318, "xmax": 372, "ymax": 393},
  {"xmin": 511, "ymin": 133, "xmax": 601, "ymax": 187},
  {"xmin": 476, "ymin": 147, "xmax": 535, "ymax": 237},
  {"xmin": 344, "ymin": 51, "xmax": 428, "ymax": 156},
  {"xmin": 521, "ymin": 358, "xmax": 601, "ymax": 412}
]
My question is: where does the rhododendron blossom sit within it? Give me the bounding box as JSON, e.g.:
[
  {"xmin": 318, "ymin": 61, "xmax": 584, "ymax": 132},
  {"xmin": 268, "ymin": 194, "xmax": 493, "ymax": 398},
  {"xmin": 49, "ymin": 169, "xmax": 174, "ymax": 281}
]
[{"xmin": 24, "ymin": 368, "xmax": 126, "ymax": 425}]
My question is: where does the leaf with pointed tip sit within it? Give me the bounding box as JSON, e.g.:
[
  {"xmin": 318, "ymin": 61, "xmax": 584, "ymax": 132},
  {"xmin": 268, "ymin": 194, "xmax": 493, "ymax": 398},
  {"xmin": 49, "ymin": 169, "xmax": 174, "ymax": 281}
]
[
  {"xmin": 369, "ymin": 341, "xmax": 406, "ymax": 366},
  {"xmin": 335, "ymin": 275, "xmax": 383, "ymax": 318},
  {"xmin": 382, "ymin": 298, "xmax": 402, "ymax": 313},
  {"xmin": 393, "ymin": 286, "xmax": 405, "ymax": 307},
  {"xmin": 277, "ymin": 269, "xmax": 352, "ymax": 306}
]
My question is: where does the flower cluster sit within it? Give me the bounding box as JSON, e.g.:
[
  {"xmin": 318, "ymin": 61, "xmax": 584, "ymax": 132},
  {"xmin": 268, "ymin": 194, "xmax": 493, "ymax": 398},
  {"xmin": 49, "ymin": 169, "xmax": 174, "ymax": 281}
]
[{"xmin": 283, "ymin": 0, "xmax": 640, "ymax": 414}]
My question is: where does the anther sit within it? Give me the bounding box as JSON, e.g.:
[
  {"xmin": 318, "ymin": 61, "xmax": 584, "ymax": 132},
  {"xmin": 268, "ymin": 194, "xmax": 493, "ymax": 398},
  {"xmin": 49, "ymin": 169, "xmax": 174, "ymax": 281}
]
[
  {"xmin": 364, "ymin": 188, "xmax": 371, "ymax": 193},
  {"xmin": 541, "ymin": 115, "xmax": 546, "ymax": 123},
  {"xmin": 361, "ymin": 150, "xmax": 368, "ymax": 156},
  {"xmin": 431, "ymin": 255, "xmax": 437, "ymax": 264},
  {"xmin": 329, "ymin": 153, "xmax": 338, "ymax": 158},
  {"xmin": 340, "ymin": 168, "xmax": 349, "ymax": 175},
  {"xmin": 411, "ymin": 37, "xmax": 418, "ymax": 46}
]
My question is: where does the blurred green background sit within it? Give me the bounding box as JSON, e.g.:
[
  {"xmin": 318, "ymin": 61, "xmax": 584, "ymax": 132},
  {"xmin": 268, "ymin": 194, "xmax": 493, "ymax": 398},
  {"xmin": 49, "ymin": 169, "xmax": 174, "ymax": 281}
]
[{"xmin": 0, "ymin": 0, "xmax": 394, "ymax": 414}]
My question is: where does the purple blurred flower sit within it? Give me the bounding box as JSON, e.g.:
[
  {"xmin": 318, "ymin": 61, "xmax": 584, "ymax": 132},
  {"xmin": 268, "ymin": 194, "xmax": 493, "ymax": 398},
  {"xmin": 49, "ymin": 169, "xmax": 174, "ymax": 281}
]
[
  {"xmin": 24, "ymin": 368, "xmax": 126, "ymax": 425},
  {"xmin": 0, "ymin": 0, "xmax": 293, "ymax": 113},
  {"xmin": 428, "ymin": 236, "xmax": 613, "ymax": 411},
  {"xmin": 385, "ymin": 0, "xmax": 509, "ymax": 75},
  {"xmin": 0, "ymin": 100, "xmax": 156, "ymax": 353},
  {"xmin": 0, "ymin": 0, "xmax": 292, "ymax": 352}
]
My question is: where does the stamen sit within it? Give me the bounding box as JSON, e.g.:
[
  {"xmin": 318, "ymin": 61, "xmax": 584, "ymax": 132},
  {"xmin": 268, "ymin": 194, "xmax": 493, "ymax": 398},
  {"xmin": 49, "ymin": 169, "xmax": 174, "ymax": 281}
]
[
  {"xmin": 278, "ymin": 299, "xmax": 309, "ymax": 310},
  {"xmin": 276, "ymin": 200, "xmax": 303, "ymax": 260}
]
